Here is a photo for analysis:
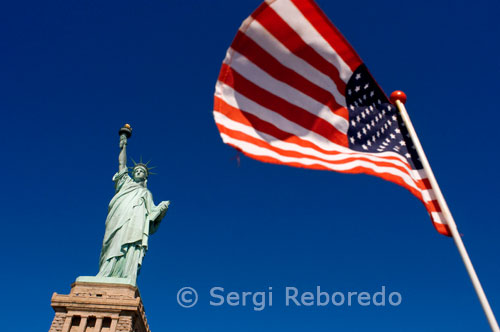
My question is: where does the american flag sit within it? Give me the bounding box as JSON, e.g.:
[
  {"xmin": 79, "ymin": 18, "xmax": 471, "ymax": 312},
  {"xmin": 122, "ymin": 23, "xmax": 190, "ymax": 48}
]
[{"xmin": 213, "ymin": 0, "xmax": 450, "ymax": 236}]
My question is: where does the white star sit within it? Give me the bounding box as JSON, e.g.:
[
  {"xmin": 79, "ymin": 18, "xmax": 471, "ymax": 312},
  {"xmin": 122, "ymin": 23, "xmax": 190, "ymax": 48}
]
[
  {"xmin": 395, "ymin": 128, "xmax": 401, "ymax": 133},
  {"xmin": 390, "ymin": 133, "xmax": 396, "ymax": 139},
  {"xmin": 356, "ymin": 115, "xmax": 361, "ymax": 122},
  {"xmin": 405, "ymin": 153, "xmax": 411, "ymax": 158},
  {"xmin": 392, "ymin": 115, "xmax": 397, "ymax": 121},
  {"xmin": 371, "ymin": 120, "xmax": 375, "ymax": 126},
  {"xmin": 351, "ymin": 120, "xmax": 356, "ymax": 127},
  {"xmin": 357, "ymin": 132, "xmax": 362, "ymax": 139},
  {"xmin": 370, "ymin": 91, "xmax": 375, "ymax": 97},
  {"xmin": 366, "ymin": 124, "xmax": 371, "ymax": 130},
  {"xmin": 362, "ymin": 144, "xmax": 368, "ymax": 150},
  {"xmin": 399, "ymin": 140, "xmax": 406, "ymax": 146},
  {"xmin": 367, "ymin": 140, "xmax": 372, "ymax": 146},
  {"xmin": 355, "ymin": 73, "xmax": 361, "ymax": 80},
  {"xmin": 362, "ymin": 127, "xmax": 367, "ymax": 134},
  {"xmin": 364, "ymin": 83, "xmax": 369, "ymax": 89},
  {"xmin": 355, "ymin": 86, "xmax": 360, "ymax": 92},
  {"xmin": 348, "ymin": 89, "xmax": 352, "ymax": 95},
  {"xmin": 372, "ymin": 136, "xmax": 376, "ymax": 142},
  {"xmin": 350, "ymin": 136, "xmax": 355, "ymax": 144},
  {"xmin": 350, "ymin": 105, "xmax": 355, "ymax": 110}
]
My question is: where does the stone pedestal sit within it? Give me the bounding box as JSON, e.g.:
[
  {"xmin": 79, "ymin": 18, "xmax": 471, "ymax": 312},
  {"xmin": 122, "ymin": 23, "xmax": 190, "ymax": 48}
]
[{"xmin": 48, "ymin": 282, "xmax": 151, "ymax": 332}]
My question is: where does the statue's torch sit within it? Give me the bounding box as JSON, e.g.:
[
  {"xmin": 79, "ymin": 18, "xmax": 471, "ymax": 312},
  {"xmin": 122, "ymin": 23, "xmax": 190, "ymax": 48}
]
[
  {"xmin": 119, "ymin": 123, "xmax": 132, "ymax": 138},
  {"xmin": 119, "ymin": 124, "xmax": 132, "ymax": 149}
]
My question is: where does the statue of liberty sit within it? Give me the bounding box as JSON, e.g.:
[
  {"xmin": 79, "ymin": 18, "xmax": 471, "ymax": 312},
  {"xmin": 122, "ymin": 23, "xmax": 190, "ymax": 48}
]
[{"xmin": 89, "ymin": 124, "xmax": 169, "ymax": 285}]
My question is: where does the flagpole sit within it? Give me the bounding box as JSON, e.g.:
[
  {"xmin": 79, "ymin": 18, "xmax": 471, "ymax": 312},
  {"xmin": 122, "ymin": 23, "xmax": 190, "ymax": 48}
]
[{"xmin": 390, "ymin": 91, "xmax": 499, "ymax": 332}]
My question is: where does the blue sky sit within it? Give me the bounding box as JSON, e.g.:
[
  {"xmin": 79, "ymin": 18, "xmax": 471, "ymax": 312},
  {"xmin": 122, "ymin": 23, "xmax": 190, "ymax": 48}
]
[{"xmin": 1, "ymin": 0, "xmax": 499, "ymax": 331}]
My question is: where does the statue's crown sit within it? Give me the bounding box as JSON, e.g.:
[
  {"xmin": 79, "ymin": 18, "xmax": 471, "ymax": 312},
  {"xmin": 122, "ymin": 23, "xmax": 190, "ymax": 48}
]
[{"xmin": 130, "ymin": 157, "xmax": 156, "ymax": 177}]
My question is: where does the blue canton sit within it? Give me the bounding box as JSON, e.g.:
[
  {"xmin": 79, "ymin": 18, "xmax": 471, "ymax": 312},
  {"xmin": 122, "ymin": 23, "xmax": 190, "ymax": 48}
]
[{"xmin": 346, "ymin": 64, "xmax": 422, "ymax": 170}]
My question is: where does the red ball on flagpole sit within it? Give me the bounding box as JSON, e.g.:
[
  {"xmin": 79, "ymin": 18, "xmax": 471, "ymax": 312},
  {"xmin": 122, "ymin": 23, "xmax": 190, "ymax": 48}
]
[{"xmin": 390, "ymin": 90, "xmax": 407, "ymax": 105}]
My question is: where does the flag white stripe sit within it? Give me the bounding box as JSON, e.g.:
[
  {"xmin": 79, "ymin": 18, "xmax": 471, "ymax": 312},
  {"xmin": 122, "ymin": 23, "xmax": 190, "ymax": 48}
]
[
  {"xmin": 431, "ymin": 212, "xmax": 446, "ymax": 225},
  {"xmin": 411, "ymin": 169, "xmax": 428, "ymax": 180},
  {"xmin": 422, "ymin": 189, "xmax": 437, "ymax": 202},
  {"xmin": 268, "ymin": 0, "xmax": 353, "ymax": 83},
  {"xmin": 228, "ymin": 49, "xmax": 349, "ymax": 134},
  {"xmin": 243, "ymin": 19, "xmax": 346, "ymax": 107}
]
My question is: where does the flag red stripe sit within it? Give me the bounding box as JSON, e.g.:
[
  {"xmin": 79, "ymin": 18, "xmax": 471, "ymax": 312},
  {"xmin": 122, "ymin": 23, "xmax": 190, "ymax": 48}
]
[
  {"xmin": 218, "ymin": 64, "xmax": 349, "ymax": 146},
  {"xmin": 232, "ymin": 31, "xmax": 348, "ymax": 120},
  {"xmin": 252, "ymin": 2, "xmax": 347, "ymax": 95},
  {"xmin": 433, "ymin": 223, "xmax": 451, "ymax": 236},
  {"xmin": 424, "ymin": 200, "xmax": 441, "ymax": 214},
  {"xmin": 291, "ymin": 0, "xmax": 362, "ymax": 71},
  {"xmin": 421, "ymin": 178, "xmax": 432, "ymax": 189},
  {"xmin": 427, "ymin": 198, "xmax": 441, "ymax": 211}
]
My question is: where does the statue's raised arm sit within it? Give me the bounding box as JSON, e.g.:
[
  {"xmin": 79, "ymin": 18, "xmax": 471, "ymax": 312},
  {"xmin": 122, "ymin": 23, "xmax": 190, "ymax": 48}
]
[{"xmin": 118, "ymin": 124, "xmax": 132, "ymax": 172}]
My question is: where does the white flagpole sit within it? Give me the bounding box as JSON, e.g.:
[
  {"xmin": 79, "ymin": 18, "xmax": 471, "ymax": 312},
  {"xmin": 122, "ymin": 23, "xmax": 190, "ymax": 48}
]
[{"xmin": 391, "ymin": 91, "xmax": 499, "ymax": 332}]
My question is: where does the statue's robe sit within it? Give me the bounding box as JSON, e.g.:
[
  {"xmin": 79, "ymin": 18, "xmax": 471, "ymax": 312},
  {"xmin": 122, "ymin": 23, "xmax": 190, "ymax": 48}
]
[{"xmin": 97, "ymin": 168, "xmax": 166, "ymax": 282}]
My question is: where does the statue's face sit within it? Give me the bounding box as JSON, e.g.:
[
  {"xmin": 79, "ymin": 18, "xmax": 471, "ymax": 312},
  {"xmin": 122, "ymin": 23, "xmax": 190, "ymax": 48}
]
[{"xmin": 133, "ymin": 167, "xmax": 147, "ymax": 182}]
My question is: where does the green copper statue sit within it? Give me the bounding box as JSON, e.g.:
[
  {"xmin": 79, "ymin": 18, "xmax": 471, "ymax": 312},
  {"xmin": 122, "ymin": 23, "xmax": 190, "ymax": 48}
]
[{"xmin": 92, "ymin": 124, "xmax": 169, "ymax": 285}]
